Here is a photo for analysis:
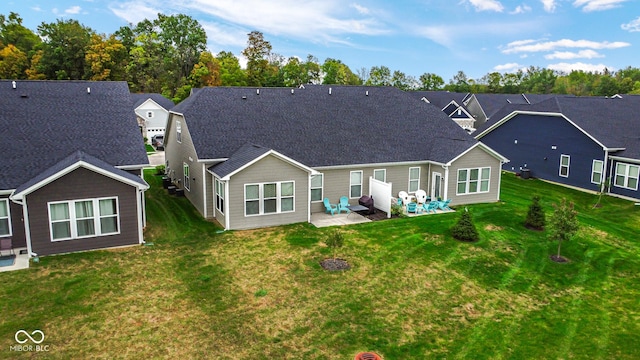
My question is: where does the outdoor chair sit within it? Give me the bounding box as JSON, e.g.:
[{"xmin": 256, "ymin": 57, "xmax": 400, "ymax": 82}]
[
  {"xmin": 422, "ymin": 201, "xmax": 439, "ymax": 214},
  {"xmin": 338, "ymin": 196, "xmax": 351, "ymax": 214},
  {"xmin": 438, "ymin": 199, "xmax": 452, "ymax": 211},
  {"xmin": 415, "ymin": 190, "xmax": 428, "ymax": 204},
  {"xmin": 406, "ymin": 202, "xmax": 418, "ymax": 214},
  {"xmin": 398, "ymin": 191, "xmax": 412, "ymax": 206},
  {"xmin": 0, "ymin": 238, "xmax": 14, "ymax": 256},
  {"xmin": 323, "ymin": 198, "xmax": 338, "ymax": 215}
]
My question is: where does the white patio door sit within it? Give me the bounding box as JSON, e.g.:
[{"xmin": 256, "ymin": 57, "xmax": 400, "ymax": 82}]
[{"xmin": 431, "ymin": 172, "xmax": 442, "ymax": 200}]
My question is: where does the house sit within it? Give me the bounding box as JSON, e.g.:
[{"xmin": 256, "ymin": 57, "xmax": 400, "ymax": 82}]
[
  {"xmin": 0, "ymin": 80, "xmax": 149, "ymax": 257},
  {"xmin": 164, "ymin": 85, "xmax": 508, "ymax": 230},
  {"xmin": 474, "ymin": 95, "xmax": 640, "ymax": 200},
  {"xmin": 131, "ymin": 93, "xmax": 175, "ymax": 142},
  {"xmin": 462, "ymin": 93, "xmax": 560, "ymax": 129},
  {"xmin": 409, "ymin": 91, "xmax": 476, "ymax": 132}
]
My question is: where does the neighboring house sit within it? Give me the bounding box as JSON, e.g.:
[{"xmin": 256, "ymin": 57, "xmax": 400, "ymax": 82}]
[
  {"xmin": 164, "ymin": 85, "xmax": 508, "ymax": 230},
  {"xmin": 410, "ymin": 91, "xmax": 476, "ymax": 132},
  {"xmin": 1, "ymin": 80, "xmax": 149, "ymax": 257},
  {"xmin": 463, "ymin": 93, "xmax": 559, "ymax": 129},
  {"xmin": 131, "ymin": 93, "xmax": 175, "ymax": 142},
  {"xmin": 475, "ymin": 95, "xmax": 640, "ymax": 200}
]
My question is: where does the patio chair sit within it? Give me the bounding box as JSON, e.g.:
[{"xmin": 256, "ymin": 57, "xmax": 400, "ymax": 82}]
[
  {"xmin": 438, "ymin": 199, "xmax": 452, "ymax": 211},
  {"xmin": 406, "ymin": 202, "xmax": 418, "ymax": 214},
  {"xmin": 415, "ymin": 189, "xmax": 428, "ymax": 204},
  {"xmin": 0, "ymin": 238, "xmax": 14, "ymax": 256},
  {"xmin": 398, "ymin": 191, "xmax": 412, "ymax": 206},
  {"xmin": 323, "ymin": 198, "xmax": 338, "ymax": 215},
  {"xmin": 338, "ymin": 196, "xmax": 350, "ymax": 214},
  {"xmin": 422, "ymin": 201, "xmax": 439, "ymax": 214}
]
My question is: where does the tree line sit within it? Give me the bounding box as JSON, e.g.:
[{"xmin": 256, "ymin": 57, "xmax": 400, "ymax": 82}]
[{"xmin": 2, "ymin": 12, "xmax": 640, "ymax": 103}]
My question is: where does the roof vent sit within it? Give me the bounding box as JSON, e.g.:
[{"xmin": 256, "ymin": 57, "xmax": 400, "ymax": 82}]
[
  {"xmin": 291, "ymin": 89, "xmax": 295, "ymax": 94},
  {"xmin": 87, "ymin": 87, "xmax": 91, "ymax": 94},
  {"xmin": 256, "ymin": 89, "xmax": 260, "ymax": 95},
  {"xmin": 365, "ymin": 90, "xmax": 369, "ymax": 96},
  {"xmin": 20, "ymin": 93, "xmax": 28, "ymax": 98},
  {"xmin": 242, "ymin": 96, "xmax": 247, "ymax": 100},
  {"xmin": 299, "ymin": 84, "xmax": 305, "ymax": 89},
  {"xmin": 329, "ymin": 87, "xmax": 332, "ymax": 95},
  {"xmin": 12, "ymin": 81, "xmax": 16, "ymax": 89}
]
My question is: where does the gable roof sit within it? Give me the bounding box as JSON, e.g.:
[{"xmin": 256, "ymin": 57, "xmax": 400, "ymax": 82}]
[
  {"xmin": 11, "ymin": 150, "xmax": 149, "ymax": 201},
  {"xmin": 131, "ymin": 93, "xmax": 175, "ymax": 110},
  {"xmin": 409, "ymin": 91, "xmax": 470, "ymax": 109},
  {"xmin": 467, "ymin": 93, "xmax": 561, "ymax": 120},
  {"xmin": 0, "ymin": 80, "xmax": 149, "ymax": 190},
  {"xmin": 475, "ymin": 96, "xmax": 640, "ymax": 159},
  {"xmin": 171, "ymin": 86, "xmax": 481, "ymax": 167}
]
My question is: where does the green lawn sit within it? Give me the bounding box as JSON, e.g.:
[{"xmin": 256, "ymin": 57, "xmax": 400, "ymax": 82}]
[{"xmin": 1, "ymin": 172, "xmax": 639, "ymax": 359}]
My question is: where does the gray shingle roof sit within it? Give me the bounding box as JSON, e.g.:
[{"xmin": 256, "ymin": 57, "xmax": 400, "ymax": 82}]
[
  {"xmin": 209, "ymin": 143, "xmax": 271, "ymax": 178},
  {"xmin": 131, "ymin": 93, "xmax": 175, "ymax": 110},
  {"xmin": 0, "ymin": 80, "xmax": 149, "ymax": 190},
  {"xmin": 172, "ymin": 86, "xmax": 479, "ymax": 167},
  {"xmin": 408, "ymin": 91, "xmax": 470, "ymax": 109}
]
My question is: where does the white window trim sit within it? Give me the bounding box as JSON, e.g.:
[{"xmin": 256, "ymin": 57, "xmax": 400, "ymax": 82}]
[
  {"xmin": 408, "ymin": 167, "xmax": 421, "ymax": 193},
  {"xmin": 591, "ymin": 160, "xmax": 604, "ymax": 185},
  {"xmin": 0, "ymin": 199, "xmax": 11, "ymax": 237},
  {"xmin": 349, "ymin": 170, "xmax": 363, "ymax": 199},
  {"xmin": 215, "ymin": 178, "xmax": 225, "ymax": 214},
  {"xmin": 614, "ymin": 162, "xmax": 639, "ymax": 191},
  {"xmin": 373, "ymin": 169, "xmax": 386, "ymax": 183},
  {"xmin": 456, "ymin": 167, "xmax": 491, "ymax": 195},
  {"xmin": 183, "ymin": 163, "xmax": 190, "ymax": 191},
  {"xmin": 310, "ymin": 174, "xmax": 324, "ymax": 203},
  {"xmin": 244, "ymin": 181, "xmax": 296, "ymax": 217},
  {"xmin": 559, "ymin": 154, "xmax": 570, "ymax": 178},
  {"xmin": 176, "ymin": 120, "xmax": 182, "ymax": 143},
  {"xmin": 48, "ymin": 197, "xmax": 120, "ymax": 242}
]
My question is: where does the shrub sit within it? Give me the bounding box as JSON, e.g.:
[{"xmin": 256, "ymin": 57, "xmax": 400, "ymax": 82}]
[
  {"xmin": 155, "ymin": 165, "xmax": 166, "ymax": 175},
  {"xmin": 390, "ymin": 203, "xmax": 405, "ymax": 217},
  {"xmin": 525, "ymin": 196, "xmax": 546, "ymax": 230},
  {"xmin": 451, "ymin": 208, "xmax": 479, "ymax": 242},
  {"xmin": 324, "ymin": 229, "xmax": 345, "ymax": 258}
]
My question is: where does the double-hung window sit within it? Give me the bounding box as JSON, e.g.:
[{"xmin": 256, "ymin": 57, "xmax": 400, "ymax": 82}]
[
  {"xmin": 176, "ymin": 121, "xmax": 182, "ymax": 143},
  {"xmin": 614, "ymin": 163, "xmax": 639, "ymax": 190},
  {"xmin": 183, "ymin": 163, "xmax": 190, "ymax": 191},
  {"xmin": 559, "ymin": 155, "xmax": 570, "ymax": 177},
  {"xmin": 310, "ymin": 174, "xmax": 323, "ymax": 202},
  {"xmin": 457, "ymin": 167, "xmax": 491, "ymax": 195},
  {"xmin": 409, "ymin": 167, "xmax": 420, "ymax": 193},
  {"xmin": 373, "ymin": 169, "xmax": 386, "ymax": 182},
  {"xmin": 215, "ymin": 178, "xmax": 225, "ymax": 214},
  {"xmin": 0, "ymin": 199, "xmax": 11, "ymax": 237},
  {"xmin": 48, "ymin": 197, "xmax": 119, "ymax": 241},
  {"xmin": 591, "ymin": 160, "xmax": 604, "ymax": 184},
  {"xmin": 245, "ymin": 181, "xmax": 295, "ymax": 216},
  {"xmin": 350, "ymin": 171, "xmax": 362, "ymax": 198}
]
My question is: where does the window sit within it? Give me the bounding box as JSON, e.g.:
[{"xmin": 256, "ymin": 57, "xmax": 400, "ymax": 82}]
[
  {"xmin": 176, "ymin": 120, "xmax": 182, "ymax": 143},
  {"xmin": 183, "ymin": 163, "xmax": 190, "ymax": 191},
  {"xmin": 614, "ymin": 163, "xmax": 639, "ymax": 190},
  {"xmin": 244, "ymin": 181, "xmax": 295, "ymax": 216},
  {"xmin": 146, "ymin": 111, "xmax": 154, "ymax": 118},
  {"xmin": 310, "ymin": 174, "xmax": 323, "ymax": 202},
  {"xmin": 373, "ymin": 169, "xmax": 386, "ymax": 182},
  {"xmin": 457, "ymin": 167, "xmax": 491, "ymax": 195},
  {"xmin": 350, "ymin": 171, "xmax": 362, "ymax": 198},
  {"xmin": 0, "ymin": 199, "xmax": 11, "ymax": 237},
  {"xmin": 48, "ymin": 197, "xmax": 119, "ymax": 241},
  {"xmin": 409, "ymin": 167, "xmax": 420, "ymax": 193},
  {"xmin": 591, "ymin": 160, "xmax": 604, "ymax": 184},
  {"xmin": 215, "ymin": 178, "xmax": 225, "ymax": 214},
  {"xmin": 559, "ymin": 154, "xmax": 570, "ymax": 177}
]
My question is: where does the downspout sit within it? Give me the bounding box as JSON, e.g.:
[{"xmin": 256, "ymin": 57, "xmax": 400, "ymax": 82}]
[
  {"xmin": 224, "ymin": 180, "xmax": 230, "ymax": 230},
  {"xmin": 497, "ymin": 161, "xmax": 504, "ymax": 201},
  {"xmin": 137, "ymin": 188, "xmax": 145, "ymax": 244},
  {"xmin": 307, "ymin": 175, "xmax": 312, "ymax": 224},
  {"xmin": 604, "ymin": 149, "xmax": 611, "ymax": 194},
  {"xmin": 442, "ymin": 165, "xmax": 449, "ymax": 201},
  {"xmin": 202, "ymin": 164, "xmax": 208, "ymax": 218}
]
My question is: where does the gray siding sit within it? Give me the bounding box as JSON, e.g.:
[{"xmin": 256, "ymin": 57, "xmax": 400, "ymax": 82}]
[
  {"xmin": 228, "ymin": 155, "xmax": 309, "ymax": 230},
  {"xmin": 212, "ymin": 173, "xmax": 227, "ymax": 227},
  {"xmin": 446, "ymin": 146, "xmax": 502, "ymax": 205},
  {"xmin": 25, "ymin": 167, "xmax": 141, "ymax": 256},
  {"xmin": 1, "ymin": 195, "xmax": 26, "ymax": 248}
]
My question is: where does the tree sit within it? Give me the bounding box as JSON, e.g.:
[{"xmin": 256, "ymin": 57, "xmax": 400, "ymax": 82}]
[
  {"xmin": 0, "ymin": 43, "xmax": 28, "ymax": 78},
  {"xmin": 217, "ymin": 51, "xmax": 247, "ymax": 86},
  {"xmin": 391, "ymin": 70, "xmax": 417, "ymax": 90},
  {"xmin": 85, "ymin": 33, "xmax": 128, "ymax": 81},
  {"xmin": 525, "ymin": 196, "xmax": 545, "ymax": 230},
  {"xmin": 242, "ymin": 31, "xmax": 272, "ymax": 86},
  {"xmin": 366, "ymin": 65, "xmax": 392, "ymax": 86},
  {"xmin": 451, "ymin": 208, "xmax": 479, "ymax": 242},
  {"xmin": 37, "ymin": 19, "xmax": 94, "ymax": 79},
  {"xmin": 446, "ymin": 70, "xmax": 471, "ymax": 92},
  {"xmin": 321, "ymin": 58, "xmax": 360, "ymax": 85},
  {"xmin": 324, "ymin": 229, "xmax": 345, "ymax": 259},
  {"xmin": 0, "ymin": 12, "xmax": 41, "ymax": 56},
  {"xmin": 189, "ymin": 51, "xmax": 221, "ymax": 88},
  {"xmin": 418, "ymin": 72, "xmax": 444, "ymax": 90},
  {"xmin": 548, "ymin": 199, "xmax": 579, "ymax": 262},
  {"xmin": 126, "ymin": 31, "xmax": 165, "ymax": 93}
]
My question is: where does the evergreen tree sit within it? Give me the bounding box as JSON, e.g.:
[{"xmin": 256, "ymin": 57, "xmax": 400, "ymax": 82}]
[
  {"xmin": 451, "ymin": 209, "xmax": 479, "ymax": 242},
  {"xmin": 525, "ymin": 196, "xmax": 545, "ymax": 230}
]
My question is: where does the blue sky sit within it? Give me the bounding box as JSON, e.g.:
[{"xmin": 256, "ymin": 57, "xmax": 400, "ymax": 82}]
[{"xmin": 1, "ymin": 0, "xmax": 639, "ymax": 81}]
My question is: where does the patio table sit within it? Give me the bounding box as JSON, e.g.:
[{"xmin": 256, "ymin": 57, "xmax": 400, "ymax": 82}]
[{"xmin": 347, "ymin": 204, "xmax": 369, "ymax": 217}]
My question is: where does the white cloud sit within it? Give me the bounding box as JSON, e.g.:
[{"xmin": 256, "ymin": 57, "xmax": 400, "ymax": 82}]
[
  {"xmin": 467, "ymin": 0, "xmax": 505, "ymax": 12},
  {"xmin": 109, "ymin": 2, "xmax": 162, "ymax": 26},
  {"xmin": 544, "ymin": 49, "xmax": 604, "ymax": 59},
  {"xmin": 547, "ymin": 62, "xmax": 614, "ymax": 73},
  {"xmin": 494, "ymin": 63, "xmax": 523, "ymax": 72},
  {"xmin": 573, "ymin": 0, "xmax": 628, "ymax": 12},
  {"xmin": 65, "ymin": 6, "xmax": 82, "ymax": 15},
  {"xmin": 510, "ymin": 5, "xmax": 532, "ymax": 14},
  {"xmin": 501, "ymin": 38, "xmax": 630, "ymax": 54},
  {"xmin": 350, "ymin": 3, "xmax": 370, "ymax": 15},
  {"xmin": 201, "ymin": 22, "xmax": 247, "ymax": 49},
  {"xmin": 621, "ymin": 17, "xmax": 640, "ymax": 32},
  {"xmin": 540, "ymin": 0, "xmax": 557, "ymax": 12},
  {"xmin": 415, "ymin": 21, "xmax": 540, "ymax": 49}
]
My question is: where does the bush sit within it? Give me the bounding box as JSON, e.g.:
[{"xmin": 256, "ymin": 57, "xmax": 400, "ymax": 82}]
[
  {"xmin": 324, "ymin": 230, "xmax": 345, "ymax": 258},
  {"xmin": 525, "ymin": 196, "xmax": 546, "ymax": 230},
  {"xmin": 390, "ymin": 203, "xmax": 406, "ymax": 217},
  {"xmin": 155, "ymin": 165, "xmax": 166, "ymax": 175},
  {"xmin": 451, "ymin": 209, "xmax": 479, "ymax": 242}
]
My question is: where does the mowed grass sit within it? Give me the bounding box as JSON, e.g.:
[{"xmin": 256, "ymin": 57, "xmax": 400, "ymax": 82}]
[{"xmin": 0, "ymin": 171, "xmax": 639, "ymax": 359}]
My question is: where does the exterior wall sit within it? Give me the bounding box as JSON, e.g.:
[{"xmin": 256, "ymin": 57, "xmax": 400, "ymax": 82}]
[
  {"xmin": 212, "ymin": 173, "xmax": 227, "ymax": 227},
  {"xmin": 480, "ymin": 114, "xmax": 606, "ymax": 192},
  {"xmin": 607, "ymin": 159, "xmax": 640, "ymax": 200},
  {"xmin": 165, "ymin": 113, "xmax": 207, "ymax": 217},
  {"xmin": 227, "ymin": 155, "xmax": 309, "ymax": 230},
  {"xmin": 136, "ymin": 100, "xmax": 169, "ymax": 141},
  {"xmin": 1, "ymin": 194, "xmax": 27, "ymax": 248},
  {"xmin": 310, "ymin": 163, "xmax": 432, "ymax": 213},
  {"xmin": 464, "ymin": 96, "xmax": 486, "ymax": 128},
  {"xmin": 446, "ymin": 146, "xmax": 503, "ymax": 206},
  {"xmin": 24, "ymin": 167, "xmax": 141, "ymax": 256}
]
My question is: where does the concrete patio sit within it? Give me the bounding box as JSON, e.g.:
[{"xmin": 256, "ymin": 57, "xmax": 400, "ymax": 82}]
[
  {"xmin": 310, "ymin": 212, "xmax": 371, "ymax": 227},
  {"xmin": 0, "ymin": 247, "xmax": 30, "ymax": 272}
]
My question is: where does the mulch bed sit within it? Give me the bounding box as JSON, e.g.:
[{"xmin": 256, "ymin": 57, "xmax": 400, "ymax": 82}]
[
  {"xmin": 320, "ymin": 258, "xmax": 351, "ymax": 271},
  {"xmin": 359, "ymin": 210, "xmax": 397, "ymax": 221},
  {"xmin": 550, "ymin": 255, "xmax": 569, "ymax": 263}
]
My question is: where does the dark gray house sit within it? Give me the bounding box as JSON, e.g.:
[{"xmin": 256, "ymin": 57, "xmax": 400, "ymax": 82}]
[
  {"xmin": 1, "ymin": 80, "xmax": 149, "ymax": 257},
  {"xmin": 164, "ymin": 86, "xmax": 508, "ymax": 230},
  {"xmin": 475, "ymin": 95, "xmax": 640, "ymax": 200}
]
